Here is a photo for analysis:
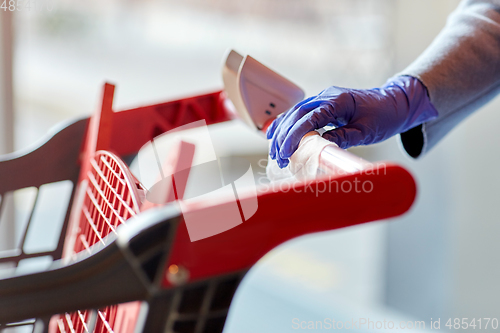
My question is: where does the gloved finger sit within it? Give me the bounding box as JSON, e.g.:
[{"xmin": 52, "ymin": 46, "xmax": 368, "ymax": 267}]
[
  {"xmin": 291, "ymin": 95, "xmax": 317, "ymax": 111},
  {"xmin": 272, "ymin": 100, "xmax": 323, "ymax": 152},
  {"xmin": 322, "ymin": 125, "xmax": 367, "ymax": 149},
  {"xmin": 277, "ymin": 120, "xmax": 315, "ymax": 160},
  {"xmin": 269, "ymin": 115, "xmax": 287, "ymax": 160},
  {"xmin": 269, "ymin": 100, "xmax": 322, "ymax": 161},
  {"xmin": 266, "ymin": 118, "xmax": 278, "ymax": 139},
  {"xmin": 277, "ymin": 105, "xmax": 337, "ymax": 159},
  {"xmin": 266, "ymin": 114, "xmax": 285, "ymax": 140},
  {"xmin": 275, "ymin": 140, "xmax": 290, "ymax": 169},
  {"xmin": 277, "ymin": 156, "xmax": 289, "ymax": 169},
  {"xmin": 266, "ymin": 96, "xmax": 316, "ymax": 139},
  {"xmin": 276, "ymin": 146, "xmax": 289, "ymax": 168},
  {"xmin": 269, "ymin": 131, "xmax": 280, "ymax": 160}
]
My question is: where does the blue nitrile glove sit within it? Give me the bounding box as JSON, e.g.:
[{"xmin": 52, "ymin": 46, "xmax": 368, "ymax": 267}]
[{"xmin": 266, "ymin": 75, "xmax": 438, "ymax": 168}]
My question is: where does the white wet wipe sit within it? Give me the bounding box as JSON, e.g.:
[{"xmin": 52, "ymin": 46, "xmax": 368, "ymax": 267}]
[{"xmin": 266, "ymin": 132, "xmax": 338, "ymax": 181}]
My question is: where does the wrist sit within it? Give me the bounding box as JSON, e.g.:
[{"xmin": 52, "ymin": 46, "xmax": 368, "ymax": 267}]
[{"xmin": 384, "ymin": 75, "xmax": 438, "ymax": 132}]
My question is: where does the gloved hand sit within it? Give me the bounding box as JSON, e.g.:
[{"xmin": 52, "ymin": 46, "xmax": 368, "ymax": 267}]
[{"xmin": 266, "ymin": 75, "xmax": 438, "ymax": 168}]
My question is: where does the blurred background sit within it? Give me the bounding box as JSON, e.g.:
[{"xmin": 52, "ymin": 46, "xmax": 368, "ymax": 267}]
[{"xmin": 1, "ymin": 0, "xmax": 499, "ymax": 332}]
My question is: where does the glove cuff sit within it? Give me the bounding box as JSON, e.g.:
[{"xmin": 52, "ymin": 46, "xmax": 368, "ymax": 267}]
[{"xmin": 383, "ymin": 75, "xmax": 439, "ymax": 133}]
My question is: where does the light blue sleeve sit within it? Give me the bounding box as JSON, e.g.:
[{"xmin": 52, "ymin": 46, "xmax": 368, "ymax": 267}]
[{"xmin": 398, "ymin": 0, "xmax": 500, "ymax": 157}]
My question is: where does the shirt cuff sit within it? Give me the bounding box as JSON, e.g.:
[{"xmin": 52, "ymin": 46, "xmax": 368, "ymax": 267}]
[{"xmin": 399, "ymin": 123, "xmax": 428, "ymax": 159}]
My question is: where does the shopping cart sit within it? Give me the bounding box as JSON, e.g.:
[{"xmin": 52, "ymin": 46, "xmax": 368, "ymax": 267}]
[{"xmin": 0, "ymin": 71, "xmax": 417, "ymax": 332}]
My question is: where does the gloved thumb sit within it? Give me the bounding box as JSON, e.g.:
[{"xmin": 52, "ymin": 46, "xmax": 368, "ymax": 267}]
[{"xmin": 322, "ymin": 125, "xmax": 367, "ymax": 149}]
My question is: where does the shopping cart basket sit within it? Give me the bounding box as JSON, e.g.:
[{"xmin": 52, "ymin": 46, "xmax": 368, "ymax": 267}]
[{"xmin": 0, "ymin": 79, "xmax": 417, "ymax": 332}]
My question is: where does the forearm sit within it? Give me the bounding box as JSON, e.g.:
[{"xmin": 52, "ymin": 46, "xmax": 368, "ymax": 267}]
[{"xmin": 399, "ymin": 0, "xmax": 500, "ymax": 157}]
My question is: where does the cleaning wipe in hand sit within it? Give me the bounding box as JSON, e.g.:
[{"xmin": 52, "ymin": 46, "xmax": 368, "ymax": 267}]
[{"xmin": 266, "ymin": 132, "xmax": 338, "ymax": 181}]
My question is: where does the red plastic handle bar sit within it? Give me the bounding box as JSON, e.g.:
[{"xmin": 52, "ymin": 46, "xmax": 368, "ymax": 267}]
[{"xmin": 163, "ymin": 163, "xmax": 416, "ymax": 286}]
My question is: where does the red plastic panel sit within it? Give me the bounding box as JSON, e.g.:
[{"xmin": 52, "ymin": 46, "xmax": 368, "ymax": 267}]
[
  {"xmin": 141, "ymin": 140, "xmax": 196, "ymax": 210},
  {"xmin": 109, "ymin": 90, "xmax": 230, "ymax": 158},
  {"xmin": 163, "ymin": 164, "xmax": 416, "ymax": 286}
]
